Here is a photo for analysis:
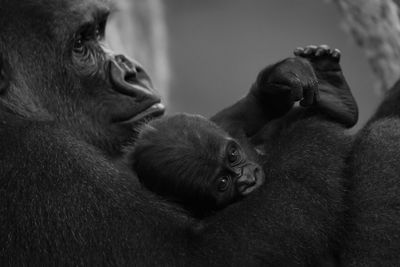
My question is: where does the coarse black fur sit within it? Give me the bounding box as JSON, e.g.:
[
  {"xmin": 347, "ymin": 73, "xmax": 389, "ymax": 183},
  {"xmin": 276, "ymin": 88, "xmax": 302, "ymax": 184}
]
[
  {"xmin": 340, "ymin": 79, "xmax": 400, "ymax": 266},
  {"xmin": 0, "ymin": 0, "xmax": 358, "ymax": 265}
]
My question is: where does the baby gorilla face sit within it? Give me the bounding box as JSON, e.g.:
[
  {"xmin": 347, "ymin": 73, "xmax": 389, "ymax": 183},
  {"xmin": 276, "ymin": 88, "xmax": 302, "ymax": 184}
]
[
  {"xmin": 210, "ymin": 139, "xmax": 265, "ymax": 208},
  {"xmin": 132, "ymin": 114, "xmax": 265, "ymax": 213}
]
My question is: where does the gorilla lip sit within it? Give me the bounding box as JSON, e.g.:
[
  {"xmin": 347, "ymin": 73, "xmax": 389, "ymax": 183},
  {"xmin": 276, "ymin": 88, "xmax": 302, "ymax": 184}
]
[
  {"xmin": 240, "ymin": 168, "xmax": 265, "ymax": 196},
  {"xmin": 119, "ymin": 103, "xmax": 166, "ymax": 125}
]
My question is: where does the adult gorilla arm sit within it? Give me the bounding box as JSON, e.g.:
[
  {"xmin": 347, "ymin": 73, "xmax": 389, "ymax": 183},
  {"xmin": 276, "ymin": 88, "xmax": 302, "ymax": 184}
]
[{"xmin": 339, "ymin": 80, "xmax": 400, "ymax": 266}]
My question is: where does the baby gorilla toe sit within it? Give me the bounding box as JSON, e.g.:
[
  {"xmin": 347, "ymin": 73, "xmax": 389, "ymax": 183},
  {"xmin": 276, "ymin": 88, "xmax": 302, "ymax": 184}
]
[
  {"xmin": 294, "ymin": 44, "xmax": 341, "ymax": 72},
  {"xmin": 294, "ymin": 44, "xmax": 358, "ymax": 128},
  {"xmin": 294, "ymin": 44, "xmax": 341, "ymax": 63}
]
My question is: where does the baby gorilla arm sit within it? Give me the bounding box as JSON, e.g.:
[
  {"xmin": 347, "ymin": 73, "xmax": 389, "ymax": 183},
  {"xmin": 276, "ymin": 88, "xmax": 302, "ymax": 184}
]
[
  {"xmin": 211, "ymin": 56, "xmax": 318, "ymax": 138},
  {"xmin": 211, "ymin": 45, "xmax": 358, "ymax": 140}
]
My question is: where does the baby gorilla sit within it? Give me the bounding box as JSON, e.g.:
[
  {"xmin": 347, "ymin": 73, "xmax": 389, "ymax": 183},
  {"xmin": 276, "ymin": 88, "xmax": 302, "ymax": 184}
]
[{"xmin": 132, "ymin": 114, "xmax": 265, "ymax": 216}]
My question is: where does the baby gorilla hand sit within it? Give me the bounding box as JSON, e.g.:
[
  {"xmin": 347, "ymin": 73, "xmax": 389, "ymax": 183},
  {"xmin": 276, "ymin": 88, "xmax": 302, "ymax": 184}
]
[
  {"xmin": 250, "ymin": 56, "xmax": 319, "ymax": 119},
  {"xmin": 294, "ymin": 44, "xmax": 358, "ymax": 128}
]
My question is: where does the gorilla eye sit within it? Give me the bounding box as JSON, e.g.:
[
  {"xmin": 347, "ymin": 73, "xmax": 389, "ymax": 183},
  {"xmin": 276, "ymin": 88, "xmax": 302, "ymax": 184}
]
[
  {"xmin": 73, "ymin": 21, "xmax": 105, "ymax": 54},
  {"xmin": 94, "ymin": 28, "xmax": 101, "ymax": 41},
  {"xmin": 73, "ymin": 38, "xmax": 85, "ymax": 53},
  {"xmin": 217, "ymin": 176, "xmax": 230, "ymax": 192},
  {"xmin": 227, "ymin": 144, "xmax": 241, "ymax": 165},
  {"xmin": 94, "ymin": 22, "xmax": 106, "ymax": 42},
  {"xmin": 95, "ymin": 19, "xmax": 107, "ymax": 41}
]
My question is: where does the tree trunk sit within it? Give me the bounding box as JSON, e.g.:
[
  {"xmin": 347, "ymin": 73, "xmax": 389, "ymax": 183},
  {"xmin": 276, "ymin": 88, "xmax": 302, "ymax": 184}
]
[{"xmin": 333, "ymin": 0, "xmax": 400, "ymax": 94}]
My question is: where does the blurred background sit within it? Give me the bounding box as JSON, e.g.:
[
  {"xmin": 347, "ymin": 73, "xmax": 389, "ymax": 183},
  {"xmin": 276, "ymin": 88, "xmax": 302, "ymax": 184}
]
[{"xmin": 108, "ymin": 0, "xmax": 384, "ymax": 128}]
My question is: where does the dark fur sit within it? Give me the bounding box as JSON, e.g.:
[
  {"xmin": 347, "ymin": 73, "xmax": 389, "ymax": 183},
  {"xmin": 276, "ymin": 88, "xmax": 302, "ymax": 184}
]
[
  {"xmin": 0, "ymin": 1, "xmax": 358, "ymax": 265},
  {"xmin": 133, "ymin": 115, "xmax": 228, "ymax": 209},
  {"xmin": 340, "ymin": 80, "xmax": 400, "ymax": 266},
  {"xmin": 132, "ymin": 114, "xmax": 264, "ymax": 216}
]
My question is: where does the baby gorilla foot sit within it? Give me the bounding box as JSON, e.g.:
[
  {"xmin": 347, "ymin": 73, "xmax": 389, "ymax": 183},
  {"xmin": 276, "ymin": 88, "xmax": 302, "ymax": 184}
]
[
  {"xmin": 293, "ymin": 44, "xmax": 358, "ymax": 128},
  {"xmin": 250, "ymin": 57, "xmax": 319, "ymax": 120},
  {"xmin": 294, "ymin": 44, "xmax": 340, "ymax": 71}
]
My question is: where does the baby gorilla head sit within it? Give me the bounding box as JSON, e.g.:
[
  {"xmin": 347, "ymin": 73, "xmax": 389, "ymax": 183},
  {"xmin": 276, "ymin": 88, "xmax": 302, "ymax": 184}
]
[{"xmin": 132, "ymin": 114, "xmax": 265, "ymax": 215}]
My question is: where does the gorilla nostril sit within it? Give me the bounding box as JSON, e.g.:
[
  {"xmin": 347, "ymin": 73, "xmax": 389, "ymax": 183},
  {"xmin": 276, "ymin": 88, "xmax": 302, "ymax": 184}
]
[
  {"xmin": 135, "ymin": 65, "xmax": 144, "ymax": 73},
  {"xmin": 110, "ymin": 57, "xmax": 159, "ymax": 102},
  {"xmin": 123, "ymin": 64, "xmax": 146, "ymax": 84},
  {"xmin": 249, "ymin": 176, "xmax": 256, "ymax": 184},
  {"xmin": 124, "ymin": 72, "xmax": 137, "ymax": 84}
]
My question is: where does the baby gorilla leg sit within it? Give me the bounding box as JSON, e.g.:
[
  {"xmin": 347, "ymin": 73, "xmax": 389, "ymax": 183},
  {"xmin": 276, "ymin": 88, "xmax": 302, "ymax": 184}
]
[{"xmin": 294, "ymin": 45, "xmax": 358, "ymax": 128}]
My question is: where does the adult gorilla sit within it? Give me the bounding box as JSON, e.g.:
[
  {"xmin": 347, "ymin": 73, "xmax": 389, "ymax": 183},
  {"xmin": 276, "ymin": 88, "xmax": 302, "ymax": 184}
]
[
  {"xmin": 340, "ymin": 80, "xmax": 400, "ymax": 265},
  {"xmin": 0, "ymin": 0, "xmax": 357, "ymax": 266}
]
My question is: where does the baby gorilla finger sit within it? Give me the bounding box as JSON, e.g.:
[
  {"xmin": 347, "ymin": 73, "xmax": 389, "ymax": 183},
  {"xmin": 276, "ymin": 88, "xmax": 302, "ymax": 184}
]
[
  {"xmin": 299, "ymin": 87, "xmax": 314, "ymax": 106},
  {"xmin": 299, "ymin": 78, "xmax": 318, "ymax": 106},
  {"xmin": 290, "ymin": 82, "xmax": 304, "ymax": 102}
]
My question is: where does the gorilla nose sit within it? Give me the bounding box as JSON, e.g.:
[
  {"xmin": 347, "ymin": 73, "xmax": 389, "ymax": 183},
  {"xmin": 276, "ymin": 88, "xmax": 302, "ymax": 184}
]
[
  {"xmin": 237, "ymin": 179, "xmax": 255, "ymax": 196},
  {"xmin": 237, "ymin": 175, "xmax": 256, "ymax": 187},
  {"xmin": 110, "ymin": 55, "xmax": 160, "ymax": 102},
  {"xmin": 236, "ymin": 165, "xmax": 265, "ymax": 196}
]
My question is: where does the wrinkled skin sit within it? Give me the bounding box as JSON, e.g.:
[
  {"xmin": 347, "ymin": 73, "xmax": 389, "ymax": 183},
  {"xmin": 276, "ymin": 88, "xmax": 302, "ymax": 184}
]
[
  {"xmin": 0, "ymin": 0, "xmax": 165, "ymax": 157},
  {"xmin": 0, "ymin": 0, "xmax": 358, "ymax": 265}
]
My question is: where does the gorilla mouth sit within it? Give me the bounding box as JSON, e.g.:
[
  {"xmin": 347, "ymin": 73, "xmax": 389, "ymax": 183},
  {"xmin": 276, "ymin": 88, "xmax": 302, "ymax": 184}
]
[
  {"xmin": 240, "ymin": 167, "xmax": 265, "ymax": 196},
  {"xmin": 117, "ymin": 103, "xmax": 166, "ymax": 125}
]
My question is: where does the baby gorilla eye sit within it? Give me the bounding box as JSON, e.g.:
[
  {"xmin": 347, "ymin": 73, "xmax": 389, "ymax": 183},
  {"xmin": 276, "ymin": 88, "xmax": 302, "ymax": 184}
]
[
  {"xmin": 73, "ymin": 37, "xmax": 85, "ymax": 53},
  {"xmin": 217, "ymin": 176, "xmax": 230, "ymax": 192},
  {"xmin": 227, "ymin": 144, "xmax": 241, "ymax": 164},
  {"xmin": 95, "ymin": 29, "xmax": 101, "ymax": 41},
  {"xmin": 94, "ymin": 25, "xmax": 103, "ymax": 42}
]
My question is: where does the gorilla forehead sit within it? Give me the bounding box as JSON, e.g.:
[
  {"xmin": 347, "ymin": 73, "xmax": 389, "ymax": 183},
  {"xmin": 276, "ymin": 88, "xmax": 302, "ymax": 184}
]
[
  {"xmin": 62, "ymin": 0, "xmax": 114, "ymax": 25},
  {"xmin": 0, "ymin": 0, "xmax": 114, "ymax": 56},
  {"xmin": 0, "ymin": 0, "xmax": 113, "ymax": 33},
  {"xmin": 0, "ymin": 0, "xmax": 113, "ymax": 10}
]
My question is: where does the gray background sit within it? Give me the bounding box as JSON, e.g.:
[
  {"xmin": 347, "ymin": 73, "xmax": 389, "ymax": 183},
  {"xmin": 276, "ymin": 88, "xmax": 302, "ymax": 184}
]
[{"xmin": 165, "ymin": 0, "xmax": 379, "ymax": 128}]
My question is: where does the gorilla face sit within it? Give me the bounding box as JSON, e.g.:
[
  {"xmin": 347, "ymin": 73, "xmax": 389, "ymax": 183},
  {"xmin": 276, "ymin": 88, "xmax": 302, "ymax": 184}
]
[{"xmin": 0, "ymin": 0, "xmax": 165, "ymax": 155}]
